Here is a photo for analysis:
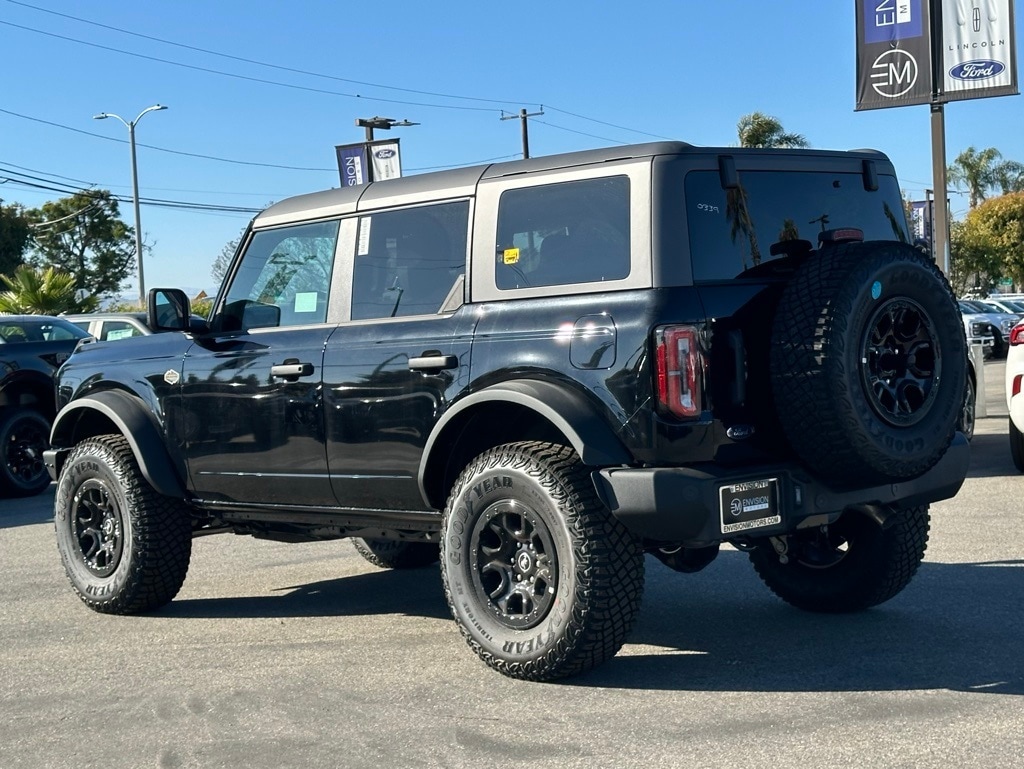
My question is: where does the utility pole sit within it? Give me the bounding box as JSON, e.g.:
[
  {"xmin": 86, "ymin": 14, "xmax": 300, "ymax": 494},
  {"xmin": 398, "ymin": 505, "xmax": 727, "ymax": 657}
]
[{"xmin": 501, "ymin": 108, "xmax": 544, "ymax": 159}]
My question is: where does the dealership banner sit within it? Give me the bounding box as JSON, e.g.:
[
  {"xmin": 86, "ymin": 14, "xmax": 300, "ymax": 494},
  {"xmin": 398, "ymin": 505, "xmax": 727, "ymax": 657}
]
[
  {"xmin": 336, "ymin": 142, "xmax": 368, "ymax": 187},
  {"xmin": 368, "ymin": 139, "xmax": 402, "ymax": 182},
  {"xmin": 856, "ymin": 0, "xmax": 935, "ymax": 110},
  {"xmin": 940, "ymin": 0, "xmax": 1018, "ymax": 100}
]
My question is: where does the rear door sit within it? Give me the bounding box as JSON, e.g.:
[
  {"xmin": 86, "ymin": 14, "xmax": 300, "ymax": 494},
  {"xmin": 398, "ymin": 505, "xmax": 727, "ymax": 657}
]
[{"xmin": 322, "ymin": 200, "xmax": 473, "ymax": 512}]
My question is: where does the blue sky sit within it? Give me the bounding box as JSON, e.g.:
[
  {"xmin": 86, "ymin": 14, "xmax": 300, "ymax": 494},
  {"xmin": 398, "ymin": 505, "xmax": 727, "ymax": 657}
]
[{"xmin": 1, "ymin": 0, "xmax": 1022, "ymax": 297}]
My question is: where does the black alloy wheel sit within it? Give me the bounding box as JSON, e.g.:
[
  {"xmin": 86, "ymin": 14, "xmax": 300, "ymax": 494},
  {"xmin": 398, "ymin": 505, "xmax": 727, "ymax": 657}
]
[{"xmin": 860, "ymin": 298, "xmax": 938, "ymax": 427}]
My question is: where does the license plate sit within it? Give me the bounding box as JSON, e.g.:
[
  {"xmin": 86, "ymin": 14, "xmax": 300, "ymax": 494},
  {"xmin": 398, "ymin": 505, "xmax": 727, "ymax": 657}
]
[{"xmin": 719, "ymin": 478, "xmax": 780, "ymax": 534}]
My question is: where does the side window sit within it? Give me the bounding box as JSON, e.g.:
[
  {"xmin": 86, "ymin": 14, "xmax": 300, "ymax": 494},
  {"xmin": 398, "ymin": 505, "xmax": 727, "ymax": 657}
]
[
  {"xmin": 351, "ymin": 200, "xmax": 469, "ymax": 320},
  {"xmin": 102, "ymin": 321, "xmax": 144, "ymax": 341},
  {"xmin": 495, "ymin": 176, "xmax": 630, "ymax": 290},
  {"xmin": 216, "ymin": 220, "xmax": 339, "ymax": 331}
]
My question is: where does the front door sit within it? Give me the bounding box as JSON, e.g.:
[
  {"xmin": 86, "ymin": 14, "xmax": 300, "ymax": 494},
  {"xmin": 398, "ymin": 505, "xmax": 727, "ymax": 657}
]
[{"xmin": 181, "ymin": 219, "xmax": 340, "ymax": 507}]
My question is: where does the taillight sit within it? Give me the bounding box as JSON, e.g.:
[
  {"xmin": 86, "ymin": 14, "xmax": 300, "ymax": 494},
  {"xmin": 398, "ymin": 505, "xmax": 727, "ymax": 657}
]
[
  {"xmin": 1010, "ymin": 322, "xmax": 1024, "ymax": 346},
  {"xmin": 1013, "ymin": 374, "xmax": 1022, "ymax": 398},
  {"xmin": 655, "ymin": 325, "xmax": 703, "ymax": 419}
]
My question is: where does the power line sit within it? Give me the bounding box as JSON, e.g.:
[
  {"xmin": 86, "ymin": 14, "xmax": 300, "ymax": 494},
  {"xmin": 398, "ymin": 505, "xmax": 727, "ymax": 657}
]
[
  {"xmin": 1, "ymin": 0, "xmax": 668, "ymax": 141},
  {"xmin": 0, "ymin": 19, "xmax": 505, "ymax": 114},
  {"xmin": 0, "ymin": 108, "xmax": 538, "ymax": 175},
  {"xmin": 2, "ymin": 0, "xmax": 536, "ymax": 108}
]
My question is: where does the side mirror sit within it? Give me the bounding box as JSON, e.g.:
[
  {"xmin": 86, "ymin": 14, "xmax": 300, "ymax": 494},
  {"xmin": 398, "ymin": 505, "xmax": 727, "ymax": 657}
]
[{"xmin": 147, "ymin": 288, "xmax": 191, "ymax": 331}]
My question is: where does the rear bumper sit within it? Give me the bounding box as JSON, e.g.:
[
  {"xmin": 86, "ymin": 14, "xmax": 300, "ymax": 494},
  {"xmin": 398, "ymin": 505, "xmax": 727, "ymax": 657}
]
[{"xmin": 593, "ymin": 433, "xmax": 970, "ymax": 544}]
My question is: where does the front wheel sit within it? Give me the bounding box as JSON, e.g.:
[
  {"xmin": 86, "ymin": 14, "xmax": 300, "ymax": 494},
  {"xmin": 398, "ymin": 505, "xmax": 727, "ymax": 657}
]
[
  {"xmin": 748, "ymin": 505, "xmax": 929, "ymax": 613},
  {"xmin": 440, "ymin": 441, "xmax": 644, "ymax": 681},
  {"xmin": 54, "ymin": 435, "xmax": 193, "ymax": 614},
  {"xmin": 0, "ymin": 407, "xmax": 52, "ymax": 497}
]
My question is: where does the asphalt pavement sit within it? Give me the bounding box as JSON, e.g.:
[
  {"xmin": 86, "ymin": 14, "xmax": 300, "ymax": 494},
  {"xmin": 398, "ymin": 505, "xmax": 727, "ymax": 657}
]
[{"xmin": 1, "ymin": 360, "xmax": 1020, "ymax": 769}]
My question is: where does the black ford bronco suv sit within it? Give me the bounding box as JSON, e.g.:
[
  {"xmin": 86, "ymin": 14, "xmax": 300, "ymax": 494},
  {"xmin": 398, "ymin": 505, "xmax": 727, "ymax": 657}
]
[{"xmin": 48, "ymin": 142, "xmax": 970, "ymax": 681}]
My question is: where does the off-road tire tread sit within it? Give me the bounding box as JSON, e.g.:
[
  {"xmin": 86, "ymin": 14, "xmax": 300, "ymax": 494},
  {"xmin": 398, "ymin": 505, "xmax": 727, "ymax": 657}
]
[
  {"xmin": 351, "ymin": 538, "xmax": 439, "ymax": 569},
  {"xmin": 772, "ymin": 243, "xmax": 962, "ymax": 485},
  {"xmin": 56, "ymin": 434, "xmax": 192, "ymax": 614},
  {"xmin": 440, "ymin": 441, "xmax": 644, "ymax": 681},
  {"xmin": 749, "ymin": 505, "xmax": 930, "ymax": 613}
]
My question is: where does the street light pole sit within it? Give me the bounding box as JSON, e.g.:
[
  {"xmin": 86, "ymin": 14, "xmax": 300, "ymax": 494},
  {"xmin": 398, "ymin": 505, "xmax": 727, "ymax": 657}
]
[{"xmin": 94, "ymin": 104, "xmax": 168, "ymax": 304}]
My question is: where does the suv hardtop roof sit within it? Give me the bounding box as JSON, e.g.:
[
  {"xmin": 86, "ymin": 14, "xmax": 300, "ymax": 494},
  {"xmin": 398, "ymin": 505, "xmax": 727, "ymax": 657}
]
[{"xmin": 256, "ymin": 142, "xmax": 894, "ymax": 229}]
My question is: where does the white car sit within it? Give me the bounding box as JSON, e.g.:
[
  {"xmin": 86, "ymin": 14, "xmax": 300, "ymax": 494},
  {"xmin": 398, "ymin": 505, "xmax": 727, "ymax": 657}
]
[{"xmin": 1007, "ymin": 320, "xmax": 1024, "ymax": 471}]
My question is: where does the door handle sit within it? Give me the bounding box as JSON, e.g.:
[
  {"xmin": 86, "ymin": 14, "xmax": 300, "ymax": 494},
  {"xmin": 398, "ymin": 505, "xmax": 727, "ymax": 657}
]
[
  {"xmin": 408, "ymin": 354, "xmax": 458, "ymax": 372},
  {"xmin": 271, "ymin": 359, "xmax": 314, "ymax": 380}
]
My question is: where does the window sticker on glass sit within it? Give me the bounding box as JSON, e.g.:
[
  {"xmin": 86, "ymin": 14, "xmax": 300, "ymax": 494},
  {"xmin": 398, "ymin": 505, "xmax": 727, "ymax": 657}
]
[
  {"xmin": 294, "ymin": 292, "xmax": 318, "ymax": 313},
  {"xmin": 357, "ymin": 217, "xmax": 372, "ymax": 256},
  {"xmin": 503, "ymin": 247, "xmax": 520, "ymax": 265},
  {"xmin": 106, "ymin": 328, "xmax": 135, "ymax": 341}
]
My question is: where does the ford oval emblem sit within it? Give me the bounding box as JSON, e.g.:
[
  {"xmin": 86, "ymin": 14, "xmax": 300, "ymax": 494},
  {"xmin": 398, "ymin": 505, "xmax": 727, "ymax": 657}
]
[
  {"xmin": 375, "ymin": 148, "xmax": 396, "ymax": 159},
  {"xmin": 726, "ymin": 424, "xmax": 755, "ymax": 441},
  {"xmin": 950, "ymin": 59, "xmax": 1005, "ymax": 81}
]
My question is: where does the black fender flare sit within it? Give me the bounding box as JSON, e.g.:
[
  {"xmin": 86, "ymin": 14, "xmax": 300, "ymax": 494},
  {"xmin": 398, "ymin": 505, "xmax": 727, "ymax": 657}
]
[
  {"xmin": 417, "ymin": 379, "xmax": 632, "ymax": 506},
  {"xmin": 49, "ymin": 389, "xmax": 186, "ymax": 498}
]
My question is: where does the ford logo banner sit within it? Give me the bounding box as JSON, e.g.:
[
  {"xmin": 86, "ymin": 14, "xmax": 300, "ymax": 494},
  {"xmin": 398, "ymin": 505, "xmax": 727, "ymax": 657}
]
[
  {"xmin": 375, "ymin": 149, "xmax": 396, "ymax": 159},
  {"xmin": 950, "ymin": 60, "xmax": 1006, "ymax": 81}
]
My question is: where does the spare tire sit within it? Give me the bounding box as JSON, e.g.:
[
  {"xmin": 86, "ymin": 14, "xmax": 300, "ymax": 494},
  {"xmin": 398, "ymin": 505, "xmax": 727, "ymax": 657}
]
[{"xmin": 771, "ymin": 241, "xmax": 965, "ymax": 487}]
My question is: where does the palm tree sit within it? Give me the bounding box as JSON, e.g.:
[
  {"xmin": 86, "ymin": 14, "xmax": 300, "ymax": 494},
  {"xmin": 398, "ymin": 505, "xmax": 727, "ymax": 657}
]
[
  {"xmin": 0, "ymin": 264, "xmax": 98, "ymax": 315},
  {"xmin": 995, "ymin": 160, "xmax": 1024, "ymax": 195},
  {"xmin": 948, "ymin": 146, "xmax": 1005, "ymax": 209},
  {"xmin": 736, "ymin": 112, "xmax": 809, "ymax": 149}
]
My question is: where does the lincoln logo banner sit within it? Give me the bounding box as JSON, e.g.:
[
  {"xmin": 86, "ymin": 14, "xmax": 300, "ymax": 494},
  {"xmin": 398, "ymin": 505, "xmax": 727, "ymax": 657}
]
[{"xmin": 941, "ymin": 0, "xmax": 1018, "ymax": 100}]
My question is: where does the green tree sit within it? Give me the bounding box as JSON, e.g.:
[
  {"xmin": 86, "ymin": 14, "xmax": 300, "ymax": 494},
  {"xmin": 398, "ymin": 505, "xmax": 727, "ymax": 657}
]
[
  {"xmin": 951, "ymin": 192, "xmax": 1024, "ymax": 290},
  {"xmin": 0, "ymin": 264, "xmax": 99, "ymax": 314},
  {"xmin": 26, "ymin": 190, "xmax": 135, "ymax": 299},
  {"xmin": 0, "ymin": 199, "xmax": 32, "ymax": 277},
  {"xmin": 736, "ymin": 112, "xmax": 809, "ymax": 148},
  {"xmin": 946, "ymin": 146, "xmax": 1024, "ymax": 209}
]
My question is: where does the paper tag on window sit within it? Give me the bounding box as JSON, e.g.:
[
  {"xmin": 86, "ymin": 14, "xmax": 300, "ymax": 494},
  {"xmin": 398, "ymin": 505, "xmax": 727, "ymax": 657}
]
[
  {"xmin": 294, "ymin": 292, "xmax": 318, "ymax": 313},
  {"xmin": 357, "ymin": 217, "xmax": 372, "ymax": 256},
  {"xmin": 503, "ymin": 248, "xmax": 520, "ymax": 265}
]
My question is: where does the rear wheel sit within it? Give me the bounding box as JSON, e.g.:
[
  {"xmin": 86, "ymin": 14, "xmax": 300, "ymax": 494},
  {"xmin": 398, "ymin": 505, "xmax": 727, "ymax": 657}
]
[
  {"xmin": 440, "ymin": 441, "xmax": 644, "ymax": 681},
  {"xmin": 54, "ymin": 435, "xmax": 192, "ymax": 614},
  {"xmin": 1010, "ymin": 418, "xmax": 1024, "ymax": 473},
  {"xmin": 351, "ymin": 538, "xmax": 439, "ymax": 569},
  {"xmin": 748, "ymin": 505, "xmax": 929, "ymax": 613},
  {"xmin": 0, "ymin": 407, "xmax": 52, "ymax": 497}
]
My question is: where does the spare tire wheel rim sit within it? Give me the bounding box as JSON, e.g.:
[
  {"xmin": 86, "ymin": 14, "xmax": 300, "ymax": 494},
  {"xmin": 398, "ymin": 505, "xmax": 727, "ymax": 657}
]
[
  {"xmin": 469, "ymin": 499, "xmax": 557, "ymax": 630},
  {"xmin": 71, "ymin": 478, "xmax": 125, "ymax": 577},
  {"xmin": 860, "ymin": 297, "xmax": 940, "ymax": 427}
]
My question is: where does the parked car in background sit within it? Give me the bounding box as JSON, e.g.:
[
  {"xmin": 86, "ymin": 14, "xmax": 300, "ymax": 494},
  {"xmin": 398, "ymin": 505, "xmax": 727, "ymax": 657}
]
[
  {"xmin": 1007, "ymin": 320, "xmax": 1024, "ymax": 472},
  {"xmin": 959, "ymin": 299, "xmax": 1017, "ymax": 358},
  {"xmin": 63, "ymin": 312, "xmax": 152, "ymax": 341},
  {"xmin": 63, "ymin": 311, "xmax": 207, "ymax": 341},
  {"xmin": 983, "ymin": 297, "xmax": 1024, "ymax": 315},
  {"xmin": 0, "ymin": 315, "xmax": 90, "ymax": 496},
  {"xmin": 958, "ymin": 300, "xmax": 996, "ymax": 357}
]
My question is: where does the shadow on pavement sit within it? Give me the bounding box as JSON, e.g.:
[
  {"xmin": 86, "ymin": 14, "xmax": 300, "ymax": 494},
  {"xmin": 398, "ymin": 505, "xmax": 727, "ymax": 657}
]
[
  {"xmin": 0, "ymin": 485, "xmax": 54, "ymax": 529},
  {"xmin": 967, "ymin": 429, "xmax": 1019, "ymax": 478},
  {"xmin": 574, "ymin": 550, "xmax": 1024, "ymax": 695},
  {"xmin": 164, "ymin": 566, "xmax": 450, "ymax": 622},
  {"xmin": 162, "ymin": 547, "xmax": 1022, "ymax": 696}
]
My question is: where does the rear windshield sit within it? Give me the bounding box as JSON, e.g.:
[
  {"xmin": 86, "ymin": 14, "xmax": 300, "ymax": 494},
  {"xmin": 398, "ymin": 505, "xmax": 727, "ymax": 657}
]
[{"xmin": 685, "ymin": 170, "xmax": 910, "ymax": 281}]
